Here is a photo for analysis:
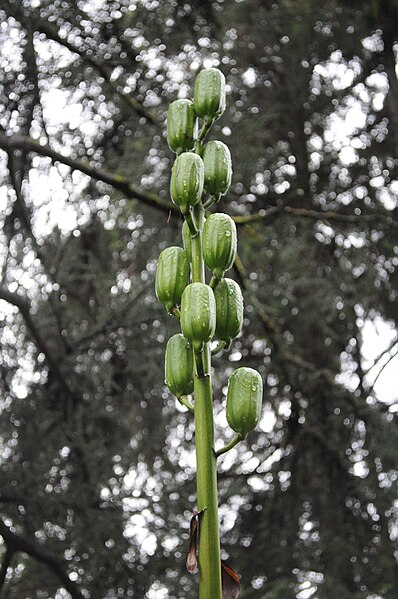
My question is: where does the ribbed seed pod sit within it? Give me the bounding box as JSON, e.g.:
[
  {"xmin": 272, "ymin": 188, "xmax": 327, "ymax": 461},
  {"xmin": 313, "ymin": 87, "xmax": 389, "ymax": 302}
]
[
  {"xmin": 165, "ymin": 333, "xmax": 194, "ymax": 398},
  {"xmin": 194, "ymin": 68, "xmax": 226, "ymax": 120},
  {"xmin": 202, "ymin": 140, "xmax": 232, "ymax": 198},
  {"xmin": 226, "ymin": 367, "xmax": 263, "ymax": 438},
  {"xmin": 167, "ymin": 99, "xmax": 196, "ymax": 154},
  {"xmin": 170, "ymin": 152, "xmax": 204, "ymax": 215},
  {"xmin": 202, "ymin": 213, "xmax": 237, "ymax": 278},
  {"xmin": 181, "ymin": 283, "xmax": 216, "ymax": 351},
  {"xmin": 214, "ymin": 278, "xmax": 243, "ymax": 343},
  {"xmin": 155, "ymin": 246, "xmax": 190, "ymax": 313}
]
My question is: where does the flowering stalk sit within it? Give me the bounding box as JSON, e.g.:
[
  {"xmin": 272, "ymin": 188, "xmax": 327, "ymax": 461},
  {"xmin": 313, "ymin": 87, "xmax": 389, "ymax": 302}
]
[
  {"xmin": 189, "ymin": 200, "xmax": 222, "ymax": 599},
  {"xmin": 156, "ymin": 68, "xmax": 263, "ymax": 599}
]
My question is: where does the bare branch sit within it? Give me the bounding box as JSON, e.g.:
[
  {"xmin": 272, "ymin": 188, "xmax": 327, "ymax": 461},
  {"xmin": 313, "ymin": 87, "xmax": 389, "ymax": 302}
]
[
  {"xmin": 74, "ymin": 281, "xmax": 152, "ymax": 348},
  {"xmin": 0, "ymin": 546, "xmax": 13, "ymax": 591},
  {"xmin": 364, "ymin": 338, "xmax": 398, "ymax": 376},
  {"xmin": 0, "ymin": 519, "xmax": 85, "ymax": 599},
  {"xmin": 367, "ymin": 344, "xmax": 398, "ymax": 400},
  {"xmin": 37, "ymin": 22, "xmax": 157, "ymax": 124},
  {"xmin": 0, "ymin": 286, "xmax": 75, "ymax": 400},
  {"xmin": 233, "ymin": 204, "xmax": 398, "ymax": 229},
  {"xmin": 0, "ymin": 133, "xmax": 175, "ymax": 215},
  {"xmin": 3, "ymin": 2, "xmax": 157, "ymax": 125},
  {"xmin": 5, "ymin": 133, "xmax": 396, "ymax": 233},
  {"xmin": 382, "ymin": 28, "xmax": 398, "ymax": 156}
]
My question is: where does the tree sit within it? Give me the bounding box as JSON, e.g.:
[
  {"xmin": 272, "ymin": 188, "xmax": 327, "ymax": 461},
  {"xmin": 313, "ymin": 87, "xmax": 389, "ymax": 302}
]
[{"xmin": 0, "ymin": 1, "xmax": 397, "ymax": 598}]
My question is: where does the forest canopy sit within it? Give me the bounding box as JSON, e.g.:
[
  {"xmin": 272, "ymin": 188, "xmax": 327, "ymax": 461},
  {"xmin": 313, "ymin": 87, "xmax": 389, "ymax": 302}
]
[{"xmin": 0, "ymin": 1, "xmax": 397, "ymax": 598}]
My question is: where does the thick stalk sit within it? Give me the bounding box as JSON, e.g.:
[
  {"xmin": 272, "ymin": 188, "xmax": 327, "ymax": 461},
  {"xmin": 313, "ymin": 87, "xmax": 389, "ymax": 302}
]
[{"xmin": 191, "ymin": 203, "xmax": 222, "ymax": 599}]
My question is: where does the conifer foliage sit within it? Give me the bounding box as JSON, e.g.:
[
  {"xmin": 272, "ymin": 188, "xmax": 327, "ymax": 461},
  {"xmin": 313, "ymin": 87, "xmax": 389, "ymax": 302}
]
[{"xmin": 0, "ymin": 2, "xmax": 397, "ymax": 598}]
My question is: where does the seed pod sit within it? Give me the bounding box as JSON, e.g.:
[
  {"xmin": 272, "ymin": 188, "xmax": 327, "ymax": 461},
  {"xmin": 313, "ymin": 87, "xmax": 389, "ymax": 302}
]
[
  {"xmin": 165, "ymin": 333, "xmax": 194, "ymax": 398},
  {"xmin": 181, "ymin": 283, "xmax": 216, "ymax": 351},
  {"xmin": 202, "ymin": 140, "xmax": 232, "ymax": 198},
  {"xmin": 156, "ymin": 246, "xmax": 190, "ymax": 313},
  {"xmin": 167, "ymin": 99, "xmax": 196, "ymax": 154},
  {"xmin": 214, "ymin": 278, "xmax": 243, "ymax": 343},
  {"xmin": 202, "ymin": 213, "xmax": 237, "ymax": 278},
  {"xmin": 226, "ymin": 367, "xmax": 263, "ymax": 438},
  {"xmin": 170, "ymin": 152, "xmax": 204, "ymax": 215},
  {"xmin": 194, "ymin": 68, "xmax": 226, "ymax": 121}
]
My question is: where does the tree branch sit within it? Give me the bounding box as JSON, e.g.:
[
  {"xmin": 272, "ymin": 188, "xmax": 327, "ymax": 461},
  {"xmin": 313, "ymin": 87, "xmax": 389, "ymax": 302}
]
[
  {"xmin": 3, "ymin": 134, "xmax": 396, "ymax": 231},
  {"xmin": 233, "ymin": 204, "xmax": 398, "ymax": 229},
  {"xmin": 0, "ymin": 519, "xmax": 85, "ymax": 599},
  {"xmin": 0, "ymin": 546, "xmax": 13, "ymax": 591},
  {"xmin": 382, "ymin": 28, "xmax": 398, "ymax": 156},
  {"xmin": 363, "ymin": 338, "xmax": 398, "ymax": 376},
  {"xmin": 3, "ymin": 3, "xmax": 157, "ymax": 125},
  {"xmin": 234, "ymin": 254, "xmax": 363, "ymax": 406},
  {"xmin": 0, "ymin": 133, "xmax": 175, "ymax": 215},
  {"xmin": 74, "ymin": 281, "xmax": 152, "ymax": 348},
  {"xmin": 0, "ymin": 286, "xmax": 75, "ymax": 399},
  {"xmin": 367, "ymin": 344, "xmax": 398, "ymax": 400},
  {"xmin": 37, "ymin": 22, "xmax": 157, "ymax": 124}
]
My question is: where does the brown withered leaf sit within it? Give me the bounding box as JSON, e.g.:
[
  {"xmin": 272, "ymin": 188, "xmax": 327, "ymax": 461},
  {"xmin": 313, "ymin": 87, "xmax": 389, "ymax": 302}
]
[
  {"xmin": 185, "ymin": 510, "xmax": 240, "ymax": 598},
  {"xmin": 222, "ymin": 561, "xmax": 240, "ymax": 599},
  {"xmin": 186, "ymin": 512, "xmax": 199, "ymax": 574}
]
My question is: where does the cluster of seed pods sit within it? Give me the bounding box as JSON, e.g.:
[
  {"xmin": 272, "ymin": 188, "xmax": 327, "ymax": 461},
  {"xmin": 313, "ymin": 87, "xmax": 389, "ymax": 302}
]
[{"xmin": 156, "ymin": 67, "xmax": 263, "ymax": 443}]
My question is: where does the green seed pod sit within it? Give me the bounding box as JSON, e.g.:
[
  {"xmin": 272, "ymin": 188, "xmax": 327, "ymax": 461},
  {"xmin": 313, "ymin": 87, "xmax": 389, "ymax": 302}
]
[
  {"xmin": 165, "ymin": 333, "xmax": 194, "ymax": 398},
  {"xmin": 226, "ymin": 367, "xmax": 263, "ymax": 438},
  {"xmin": 202, "ymin": 213, "xmax": 237, "ymax": 277},
  {"xmin": 214, "ymin": 278, "xmax": 243, "ymax": 343},
  {"xmin": 167, "ymin": 99, "xmax": 196, "ymax": 154},
  {"xmin": 202, "ymin": 140, "xmax": 232, "ymax": 198},
  {"xmin": 181, "ymin": 283, "xmax": 216, "ymax": 351},
  {"xmin": 170, "ymin": 152, "xmax": 204, "ymax": 215},
  {"xmin": 194, "ymin": 68, "xmax": 226, "ymax": 121},
  {"xmin": 156, "ymin": 246, "xmax": 190, "ymax": 313}
]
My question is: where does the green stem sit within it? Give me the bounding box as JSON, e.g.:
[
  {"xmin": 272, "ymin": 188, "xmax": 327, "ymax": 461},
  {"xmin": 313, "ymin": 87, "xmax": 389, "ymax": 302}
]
[
  {"xmin": 191, "ymin": 205, "xmax": 205, "ymax": 283},
  {"xmin": 209, "ymin": 275, "xmax": 220, "ymax": 291},
  {"xmin": 203, "ymin": 194, "xmax": 220, "ymax": 210},
  {"xmin": 185, "ymin": 211, "xmax": 199, "ymax": 236},
  {"xmin": 178, "ymin": 395, "xmax": 194, "ymax": 412},
  {"xmin": 215, "ymin": 433, "xmax": 244, "ymax": 458},
  {"xmin": 170, "ymin": 306, "xmax": 180, "ymax": 319},
  {"xmin": 211, "ymin": 341, "xmax": 226, "ymax": 356},
  {"xmin": 194, "ymin": 349, "xmax": 206, "ymax": 378},
  {"xmin": 198, "ymin": 117, "xmax": 214, "ymax": 142},
  {"xmin": 191, "ymin": 202, "xmax": 222, "ymax": 599},
  {"xmin": 194, "ymin": 117, "xmax": 214, "ymax": 156}
]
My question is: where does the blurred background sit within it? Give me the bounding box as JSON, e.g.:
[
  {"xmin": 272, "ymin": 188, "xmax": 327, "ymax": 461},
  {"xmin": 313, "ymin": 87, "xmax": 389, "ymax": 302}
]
[{"xmin": 0, "ymin": 1, "xmax": 397, "ymax": 598}]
